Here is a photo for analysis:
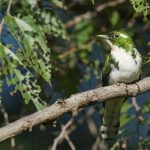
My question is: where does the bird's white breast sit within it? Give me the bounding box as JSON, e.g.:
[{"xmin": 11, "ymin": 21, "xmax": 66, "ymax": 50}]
[{"xmin": 109, "ymin": 46, "xmax": 142, "ymax": 84}]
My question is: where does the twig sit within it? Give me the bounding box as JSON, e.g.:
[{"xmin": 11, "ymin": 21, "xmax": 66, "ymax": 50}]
[
  {"xmin": 0, "ymin": 77, "xmax": 149, "ymax": 142},
  {"xmin": 67, "ymin": 108, "xmax": 95, "ymax": 135},
  {"xmin": 127, "ymin": 13, "xmax": 138, "ymax": 28},
  {"xmin": 6, "ymin": 0, "xmax": 12, "ymax": 15},
  {"xmin": 0, "ymin": 0, "xmax": 13, "ymax": 34},
  {"xmin": 1, "ymin": 105, "xmax": 9, "ymax": 125},
  {"xmin": 131, "ymin": 97, "xmax": 144, "ymax": 147},
  {"xmin": 49, "ymin": 108, "xmax": 94, "ymax": 150},
  {"xmin": 0, "ymin": 105, "xmax": 16, "ymax": 149},
  {"xmin": 132, "ymin": 97, "xmax": 141, "ymax": 111},
  {"xmin": 65, "ymin": 0, "xmax": 125, "ymax": 28},
  {"xmin": 50, "ymin": 119, "xmax": 74, "ymax": 150},
  {"xmin": 86, "ymin": 108, "xmax": 97, "ymax": 136},
  {"xmin": 64, "ymin": 134, "xmax": 76, "ymax": 150},
  {"xmin": 59, "ymin": 39, "xmax": 95, "ymax": 59},
  {"xmin": 92, "ymin": 136, "xmax": 108, "ymax": 150},
  {"xmin": 0, "ymin": 19, "xmax": 5, "ymax": 34},
  {"xmin": 131, "ymin": 97, "xmax": 144, "ymax": 121}
]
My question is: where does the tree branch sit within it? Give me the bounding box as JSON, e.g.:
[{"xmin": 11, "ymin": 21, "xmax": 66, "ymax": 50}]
[
  {"xmin": 0, "ymin": 0, "xmax": 12, "ymax": 34},
  {"xmin": 50, "ymin": 119, "xmax": 74, "ymax": 150},
  {"xmin": 0, "ymin": 77, "xmax": 150, "ymax": 142},
  {"xmin": 65, "ymin": 0, "xmax": 125, "ymax": 28}
]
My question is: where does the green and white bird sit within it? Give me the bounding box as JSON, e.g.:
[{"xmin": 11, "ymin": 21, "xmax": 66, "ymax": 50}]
[{"xmin": 97, "ymin": 29, "xmax": 142, "ymax": 140}]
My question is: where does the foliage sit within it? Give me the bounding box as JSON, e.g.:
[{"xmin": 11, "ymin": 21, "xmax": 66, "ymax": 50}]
[
  {"xmin": 0, "ymin": 0, "xmax": 68, "ymax": 110},
  {"xmin": 0, "ymin": 0, "xmax": 150, "ymax": 149},
  {"xmin": 130, "ymin": 0, "xmax": 150, "ymax": 21}
]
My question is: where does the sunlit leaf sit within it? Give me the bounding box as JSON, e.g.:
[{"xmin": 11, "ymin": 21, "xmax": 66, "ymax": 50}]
[{"xmin": 130, "ymin": 0, "xmax": 150, "ymax": 21}]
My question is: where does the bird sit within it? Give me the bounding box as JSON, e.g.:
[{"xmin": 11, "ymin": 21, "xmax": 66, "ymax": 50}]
[{"xmin": 97, "ymin": 29, "xmax": 142, "ymax": 140}]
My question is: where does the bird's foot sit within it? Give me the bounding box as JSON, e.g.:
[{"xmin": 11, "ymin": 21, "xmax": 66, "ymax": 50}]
[
  {"xmin": 125, "ymin": 84, "xmax": 129, "ymax": 96},
  {"xmin": 115, "ymin": 82, "xmax": 129, "ymax": 96},
  {"xmin": 135, "ymin": 82, "xmax": 141, "ymax": 93}
]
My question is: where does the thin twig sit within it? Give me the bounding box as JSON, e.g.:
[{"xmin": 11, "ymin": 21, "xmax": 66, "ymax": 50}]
[
  {"xmin": 1, "ymin": 105, "xmax": 9, "ymax": 125},
  {"xmin": 132, "ymin": 97, "xmax": 141, "ymax": 111},
  {"xmin": 0, "ymin": 19, "xmax": 5, "ymax": 34},
  {"xmin": 50, "ymin": 119, "xmax": 74, "ymax": 150},
  {"xmin": 64, "ymin": 134, "xmax": 76, "ymax": 150},
  {"xmin": 50, "ymin": 109, "xmax": 95, "ymax": 150},
  {"xmin": 67, "ymin": 108, "xmax": 95, "ymax": 135},
  {"xmin": 131, "ymin": 97, "xmax": 144, "ymax": 121},
  {"xmin": 6, "ymin": 0, "xmax": 13, "ymax": 15},
  {"xmin": 49, "ymin": 108, "xmax": 94, "ymax": 150},
  {"xmin": 65, "ymin": 0, "xmax": 125, "ymax": 28},
  {"xmin": 131, "ymin": 97, "xmax": 144, "ymax": 148},
  {"xmin": 0, "ymin": 0, "xmax": 13, "ymax": 34},
  {"xmin": 59, "ymin": 39, "xmax": 95, "ymax": 59},
  {"xmin": 86, "ymin": 108, "xmax": 97, "ymax": 136},
  {"xmin": 0, "ymin": 105, "xmax": 16, "ymax": 149},
  {"xmin": 92, "ymin": 136, "xmax": 108, "ymax": 150}
]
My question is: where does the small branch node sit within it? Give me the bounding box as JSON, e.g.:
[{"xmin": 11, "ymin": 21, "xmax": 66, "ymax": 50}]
[
  {"xmin": 56, "ymin": 99, "xmax": 67, "ymax": 108},
  {"xmin": 87, "ymin": 91, "xmax": 97, "ymax": 102},
  {"xmin": 70, "ymin": 107, "xmax": 78, "ymax": 117}
]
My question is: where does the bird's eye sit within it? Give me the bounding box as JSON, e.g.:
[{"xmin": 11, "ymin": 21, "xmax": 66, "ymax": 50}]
[{"xmin": 114, "ymin": 34, "xmax": 119, "ymax": 38}]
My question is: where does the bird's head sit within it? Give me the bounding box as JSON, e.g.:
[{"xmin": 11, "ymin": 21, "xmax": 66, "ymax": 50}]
[{"xmin": 97, "ymin": 29, "xmax": 135, "ymax": 52}]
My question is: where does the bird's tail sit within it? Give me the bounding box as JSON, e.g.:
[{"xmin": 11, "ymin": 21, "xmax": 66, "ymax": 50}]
[{"xmin": 100, "ymin": 98, "xmax": 125, "ymax": 140}]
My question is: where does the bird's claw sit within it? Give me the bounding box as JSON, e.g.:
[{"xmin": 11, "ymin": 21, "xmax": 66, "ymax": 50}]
[
  {"xmin": 125, "ymin": 84, "xmax": 129, "ymax": 96},
  {"xmin": 135, "ymin": 82, "xmax": 141, "ymax": 93},
  {"xmin": 115, "ymin": 82, "xmax": 129, "ymax": 96}
]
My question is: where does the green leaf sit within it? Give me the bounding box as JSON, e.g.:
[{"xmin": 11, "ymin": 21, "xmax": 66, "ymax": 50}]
[
  {"xmin": 74, "ymin": 20, "xmax": 93, "ymax": 46},
  {"xmin": 15, "ymin": 17, "xmax": 33, "ymax": 32},
  {"xmin": 91, "ymin": 0, "xmax": 95, "ymax": 5},
  {"xmin": 130, "ymin": 0, "xmax": 150, "ymax": 21},
  {"xmin": 120, "ymin": 102, "xmax": 133, "ymax": 127},
  {"xmin": 120, "ymin": 114, "xmax": 134, "ymax": 127},
  {"xmin": 5, "ymin": 15, "xmax": 51, "ymax": 83},
  {"xmin": 51, "ymin": 0, "xmax": 65, "ymax": 8},
  {"xmin": 1, "ymin": 16, "xmax": 50, "ymax": 110},
  {"xmin": 109, "ymin": 10, "xmax": 120, "ymax": 26},
  {"xmin": 121, "ymin": 102, "xmax": 132, "ymax": 113},
  {"xmin": 26, "ymin": 0, "xmax": 37, "ymax": 7},
  {"xmin": 0, "ymin": 44, "xmax": 22, "ymax": 64}
]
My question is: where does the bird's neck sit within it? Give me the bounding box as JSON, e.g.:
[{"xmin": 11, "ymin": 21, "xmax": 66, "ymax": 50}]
[{"xmin": 110, "ymin": 44, "xmax": 137, "ymax": 59}]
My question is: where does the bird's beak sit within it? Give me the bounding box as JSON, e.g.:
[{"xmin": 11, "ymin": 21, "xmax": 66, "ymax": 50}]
[
  {"xmin": 96, "ymin": 34, "xmax": 112, "ymax": 50},
  {"xmin": 96, "ymin": 35, "xmax": 108, "ymax": 40}
]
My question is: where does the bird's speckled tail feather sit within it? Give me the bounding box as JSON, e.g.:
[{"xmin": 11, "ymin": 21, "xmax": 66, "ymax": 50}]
[{"xmin": 100, "ymin": 98, "xmax": 125, "ymax": 140}]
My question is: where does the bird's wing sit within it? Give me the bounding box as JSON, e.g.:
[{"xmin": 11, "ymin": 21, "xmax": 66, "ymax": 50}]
[{"xmin": 102, "ymin": 54, "xmax": 112, "ymax": 86}]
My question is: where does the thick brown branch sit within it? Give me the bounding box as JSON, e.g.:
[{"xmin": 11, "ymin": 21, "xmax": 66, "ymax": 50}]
[{"xmin": 0, "ymin": 77, "xmax": 150, "ymax": 142}]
